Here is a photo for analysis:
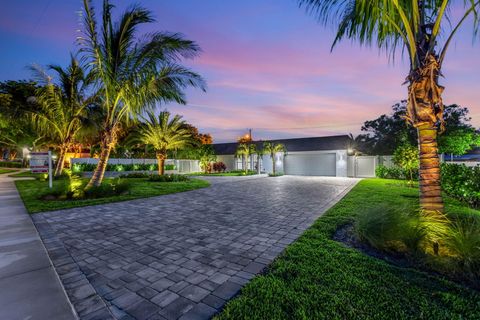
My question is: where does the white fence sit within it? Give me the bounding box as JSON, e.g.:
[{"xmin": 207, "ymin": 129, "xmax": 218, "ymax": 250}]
[{"xmin": 70, "ymin": 158, "xmax": 200, "ymax": 174}]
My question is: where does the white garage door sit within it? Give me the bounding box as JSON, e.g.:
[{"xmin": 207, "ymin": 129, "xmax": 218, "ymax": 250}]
[{"xmin": 284, "ymin": 153, "xmax": 336, "ymax": 176}]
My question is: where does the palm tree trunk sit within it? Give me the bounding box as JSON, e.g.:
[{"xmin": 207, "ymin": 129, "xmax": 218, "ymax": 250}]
[
  {"xmin": 272, "ymin": 156, "xmax": 276, "ymax": 176},
  {"xmin": 407, "ymin": 54, "xmax": 445, "ymax": 214},
  {"xmin": 418, "ymin": 124, "xmax": 443, "ymax": 213},
  {"xmin": 54, "ymin": 147, "xmax": 67, "ymax": 176},
  {"xmin": 157, "ymin": 152, "xmax": 166, "ymax": 175},
  {"xmin": 86, "ymin": 133, "xmax": 114, "ymax": 188}
]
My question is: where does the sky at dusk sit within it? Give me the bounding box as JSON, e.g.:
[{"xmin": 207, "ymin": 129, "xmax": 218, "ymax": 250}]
[{"xmin": 1, "ymin": 0, "xmax": 479, "ymax": 143}]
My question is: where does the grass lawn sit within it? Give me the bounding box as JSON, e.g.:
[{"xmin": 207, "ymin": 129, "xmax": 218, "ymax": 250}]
[
  {"xmin": 15, "ymin": 177, "xmax": 210, "ymax": 214},
  {"xmin": 8, "ymin": 171, "xmax": 42, "ymax": 178},
  {"xmin": 0, "ymin": 168, "xmax": 18, "ymax": 174},
  {"xmin": 216, "ymin": 179, "xmax": 480, "ymax": 319}
]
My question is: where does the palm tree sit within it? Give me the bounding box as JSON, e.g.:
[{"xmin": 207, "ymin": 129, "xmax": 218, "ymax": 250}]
[
  {"xmin": 29, "ymin": 56, "xmax": 93, "ymax": 176},
  {"xmin": 235, "ymin": 143, "xmax": 256, "ymax": 173},
  {"xmin": 263, "ymin": 142, "xmax": 286, "ymax": 176},
  {"xmin": 79, "ymin": 0, "xmax": 206, "ymax": 188},
  {"xmin": 255, "ymin": 144, "xmax": 266, "ymax": 173},
  {"xmin": 298, "ymin": 0, "xmax": 480, "ymax": 214},
  {"xmin": 138, "ymin": 111, "xmax": 192, "ymax": 175}
]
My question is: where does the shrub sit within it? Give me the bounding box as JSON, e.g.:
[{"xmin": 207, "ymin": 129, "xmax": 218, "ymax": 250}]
[
  {"xmin": 119, "ymin": 172, "xmax": 149, "ymax": 178},
  {"xmin": 268, "ymin": 173, "xmax": 283, "ymax": 177},
  {"xmin": 212, "ymin": 161, "xmax": 226, "ymax": 173},
  {"xmin": 375, "ymin": 164, "xmax": 414, "ymax": 180},
  {"xmin": 355, "ymin": 205, "xmax": 426, "ymax": 254},
  {"xmin": 164, "ymin": 164, "xmax": 176, "ymax": 171},
  {"xmin": 393, "ymin": 144, "xmax": 419, "ymax": 183},
  {"xmin": 441, "ymin": 163, "xmax": 480, "ymax": 208},
  {"xmin": 83, "ymin": 179, "xmax": 130, "ymax": 199},
  {"xmin": 443, "ymin": 214, "xmax": 480, "ymax": 279},
  {"xmin": 0, "ymin": 161, "xmax": 23, "ymax": 168},
  {"xmin": 148, "ymin": 174, "xmax": 189, "ymax": 182}
]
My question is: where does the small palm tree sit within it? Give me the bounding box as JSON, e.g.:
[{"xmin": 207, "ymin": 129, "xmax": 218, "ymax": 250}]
[
  {"xmin": 298, "ymin": 0, "xmax": 480, "ymax": 215},
  {"xmin": 29, "ymin": 56, "xmax": 93, "ymax": 176},
  {"xmin": 79, "ymin": 0, "xmax": 206, "ymax": 188},
  {"xmin": 235, "ymin": 143, "xmax": 256, "ymax": 173},
  {"xmin": 263, "ymin": 142, "xmax": 286, "ymax": 176},
  {"xmin": 139, "ymin": 111, "xmax": 192, "ymax": 175}
]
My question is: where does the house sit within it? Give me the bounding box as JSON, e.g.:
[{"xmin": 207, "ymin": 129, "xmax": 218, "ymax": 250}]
[{"xmin": 212, "ymin": 135, "xmax": 352, "ymax": 177}]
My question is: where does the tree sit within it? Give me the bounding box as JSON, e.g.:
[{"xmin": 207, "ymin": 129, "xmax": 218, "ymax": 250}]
[
  {"xmin": 138, "ymin": 111, "xmax": 192, "ymax": 175},
  {"xmin": 236, "ymin": 143, "xmax": 255, "ymax": 173},
  {"xmin": 29, "ymin": 56, "xmax": 93, "ymax": 176},
  {"xmin": 79, "ymin": 0, "xmax": 206, "ymax": 188},
  {"xmin": 198, "ymin": 145, "xmax": 216, "ymax": 173},
  {"xmin": 299, "ymin": 0, "xmax": 480, "ymax": 213},
  {"xmin": 255, "ymin": 144, "xmax": 266, "ymax": 174},
  {"xmin": 393, "ymin": 144, "xmax": 419, "ymax": 185},
  {"xmin": 263, "ymin": 142, "xmax": 286, "ymax": 176},
  {"xmin": 0, "ymin": 81, "xmax": 41, "ymax": 158},
  {"xmin": 359, "ymin": 103, "xmax": 477, "ymax": 155}
]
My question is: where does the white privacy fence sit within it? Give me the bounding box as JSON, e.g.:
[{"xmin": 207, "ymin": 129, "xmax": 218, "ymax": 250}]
[{"xmin": 70, "ymin": 158, "xmax": 200, "ymax": 173}]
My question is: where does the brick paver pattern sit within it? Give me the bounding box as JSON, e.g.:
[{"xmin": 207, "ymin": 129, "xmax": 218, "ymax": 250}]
[{"xmin": 34, "ymin": 176, "xmax": 358, "ymax": 320}]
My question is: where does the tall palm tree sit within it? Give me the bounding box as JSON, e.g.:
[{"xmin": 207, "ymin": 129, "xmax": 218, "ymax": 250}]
[
  {"xmin": 29, "ymin": 56, "xmax": 93, "ymax": 176},
  {"xmin": 263, "ymin": 142, "xmax": 286, "ymax": 176},
  {"xmin": 79, "ymin": 0, "xmax": 206, "ymax": 187},
  {"xmin": 298, "ymin": 0, "xmax": 480, "ymax": 214},
  {"xmin": 138, "ymin": 111, "xmax": 192, "ymax": 175},
  {"xmin": 236, "ymin": 143, "xmax": 256, "ymax": 173}
]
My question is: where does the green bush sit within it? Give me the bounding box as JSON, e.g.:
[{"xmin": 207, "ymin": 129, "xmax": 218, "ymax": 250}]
[
  {"xmin": 0, "ymin": 161, "xmax": 23, "ymax": 168},
  {"xmin": 355, "ymin": 204, "xmax": 426, "ymax": 254},
  {"xmin": 83, "ymin": 179, "xmax": 131, "ymax": 199},
  {"xmin": 119, "ymin": 172, "xmax": 150, "ymax": 178},
  {"xmin": 355, "ymin": 204, "xmax": 480, "ymax": 282},
  {"xmin": 148, "ymin": 174, "xmax": 189, "ymax": 182},
  {"xmin": 71, "ymin": 162, "xmax": 177, "ymax": 173},
  {"xmin": 443, "ymin": 214, "xmax": 480, "ymax": 279},
  {"xmin": 375, "ymin": 165, "xmax": 405, "ymax": 179},
  {"xmin": 441, "ymin": 163, "xmax": 480, "ymax": 208}
]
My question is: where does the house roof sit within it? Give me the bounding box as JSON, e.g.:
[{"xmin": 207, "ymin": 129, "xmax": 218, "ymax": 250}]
[{"xmin": 212, "ymin": 135, "xmax": 352, "ymax": 155}]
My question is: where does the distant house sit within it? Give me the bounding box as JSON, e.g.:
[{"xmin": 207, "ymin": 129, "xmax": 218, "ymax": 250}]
[{"xmin": 212, "ymin": 135, "xmax": 352, "ymax": 177}]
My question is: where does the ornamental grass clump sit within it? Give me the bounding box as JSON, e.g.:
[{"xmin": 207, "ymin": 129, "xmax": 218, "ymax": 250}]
[
  {"xmin": 355, "ymin": 205, "xmax": 427, "ymax": 255},
  {"xmin": 355, "ymin": 205, "xmax": 480, "ymax": 282}
]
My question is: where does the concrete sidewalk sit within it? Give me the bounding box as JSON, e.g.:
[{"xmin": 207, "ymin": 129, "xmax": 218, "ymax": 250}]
[{"xmin": 0, "ymin": 173, "xmax": 77, "ymax": 320}]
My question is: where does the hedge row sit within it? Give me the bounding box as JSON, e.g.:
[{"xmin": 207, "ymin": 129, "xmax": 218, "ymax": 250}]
[
  {"xmin": 71, "ymin": 163, "xmax": 176, "ymax": 172},
  {"xmin": 441, "ymin": 163, "xmax": 480, "ymax": 208},
  {"xmin": 376, "ymin": 163, "xmax": 480, "ymax": 209},
  {"xmin": 0, "ymin": 161, "xmax": 23, "ymax": 168}
]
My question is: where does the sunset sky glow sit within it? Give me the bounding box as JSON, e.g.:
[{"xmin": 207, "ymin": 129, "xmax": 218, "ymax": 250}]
[{"xmin": 1, "ymin": 0, "xmax": 479, "ymax": 142}]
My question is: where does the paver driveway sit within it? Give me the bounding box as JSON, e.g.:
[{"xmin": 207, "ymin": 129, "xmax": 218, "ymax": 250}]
[{"xmin": 33, "ymin": 176, "xmax": 359, "ymax": 320}]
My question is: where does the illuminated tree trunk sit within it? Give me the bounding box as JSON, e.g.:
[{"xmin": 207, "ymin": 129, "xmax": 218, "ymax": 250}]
[
  {"xmin": 417, "ymin": 124, "xmax": 443, "ymax": 212},
  {"xmin": 157, "ymin": 152, "xmax": 166, "ymax": 175},
  {"xmin": 271, "ymin": 154, "xmax": 276, "ymax": 176},
  {"xmin": 407, "ymin": 54, "xmax": 445, "ymax": 214},
  {"xmin": 54, "ymin": 147, "xmax": 67, "ymax": 177},
  {"xmin": 86, "ymin": 131, "xmax": 114, "ymax": 188}
]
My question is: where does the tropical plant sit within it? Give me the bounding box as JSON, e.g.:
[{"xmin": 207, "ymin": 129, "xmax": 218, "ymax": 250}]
[
  {"xmin": 79, "ymin": 0, "xmax": 206, "ymax": 187},
  {"xmin": 236, "ymin": 143, "xmax": 256, "ymax": 173},
  {"xmin": 298, "ymin": 0, "xmax": 480, "ymax": 215},
  {"xmin": 263, "ymin": 142, "xmax": 286, "ymax": 176},
  {"xmin": 137, "ymin": 111, "xmax": 192, "ymax": 175},
  {"xmin": 29, "ymin": 56, "xmax": 94, "ymax": 176},
  {"xmin": 393, "ymin": 144, "xmax": 419, "ymax": 185},
  {"xmin": 196, "ymin": 144, "xmax": 217, "ymax": 173}
]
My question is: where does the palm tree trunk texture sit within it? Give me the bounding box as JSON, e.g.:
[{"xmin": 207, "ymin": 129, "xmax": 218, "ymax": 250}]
[
  {"xmin": 86, "ymin": 135, "xmax": 113, "ymax": 188},
  {"xmin": 407, "ymin": 55, "xmax": 445, "ymax": 214},
  {"xmin": 272, "ymin": 155, "xmax": 276, "ymax": 176},
  {"xmin": 54, "ymin": 148, "xmax": 66, "ymax": 176},
  {"xmin": 418, "ymin": 124, "xmax": 443, "ymax": 212},
  {"xmin": 157, "ymin": 153, "xmax": 166, "ymax": 175}
]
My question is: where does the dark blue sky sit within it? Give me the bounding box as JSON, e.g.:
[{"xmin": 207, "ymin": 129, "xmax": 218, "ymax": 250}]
[{"xmin": 1, "ymin": 0, "xmax": 479, "ymax": 142}]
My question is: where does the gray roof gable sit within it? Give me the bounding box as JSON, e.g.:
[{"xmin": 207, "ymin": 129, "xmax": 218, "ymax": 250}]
[{"xmin": 212, "ymin": 135, "xmax": 351, "ymax": 155}]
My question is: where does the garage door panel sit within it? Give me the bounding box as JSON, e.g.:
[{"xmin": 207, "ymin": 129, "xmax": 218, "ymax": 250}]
[{"xmin": 284, "ymin": 153, "xmax": 336, "ymax": 176}]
